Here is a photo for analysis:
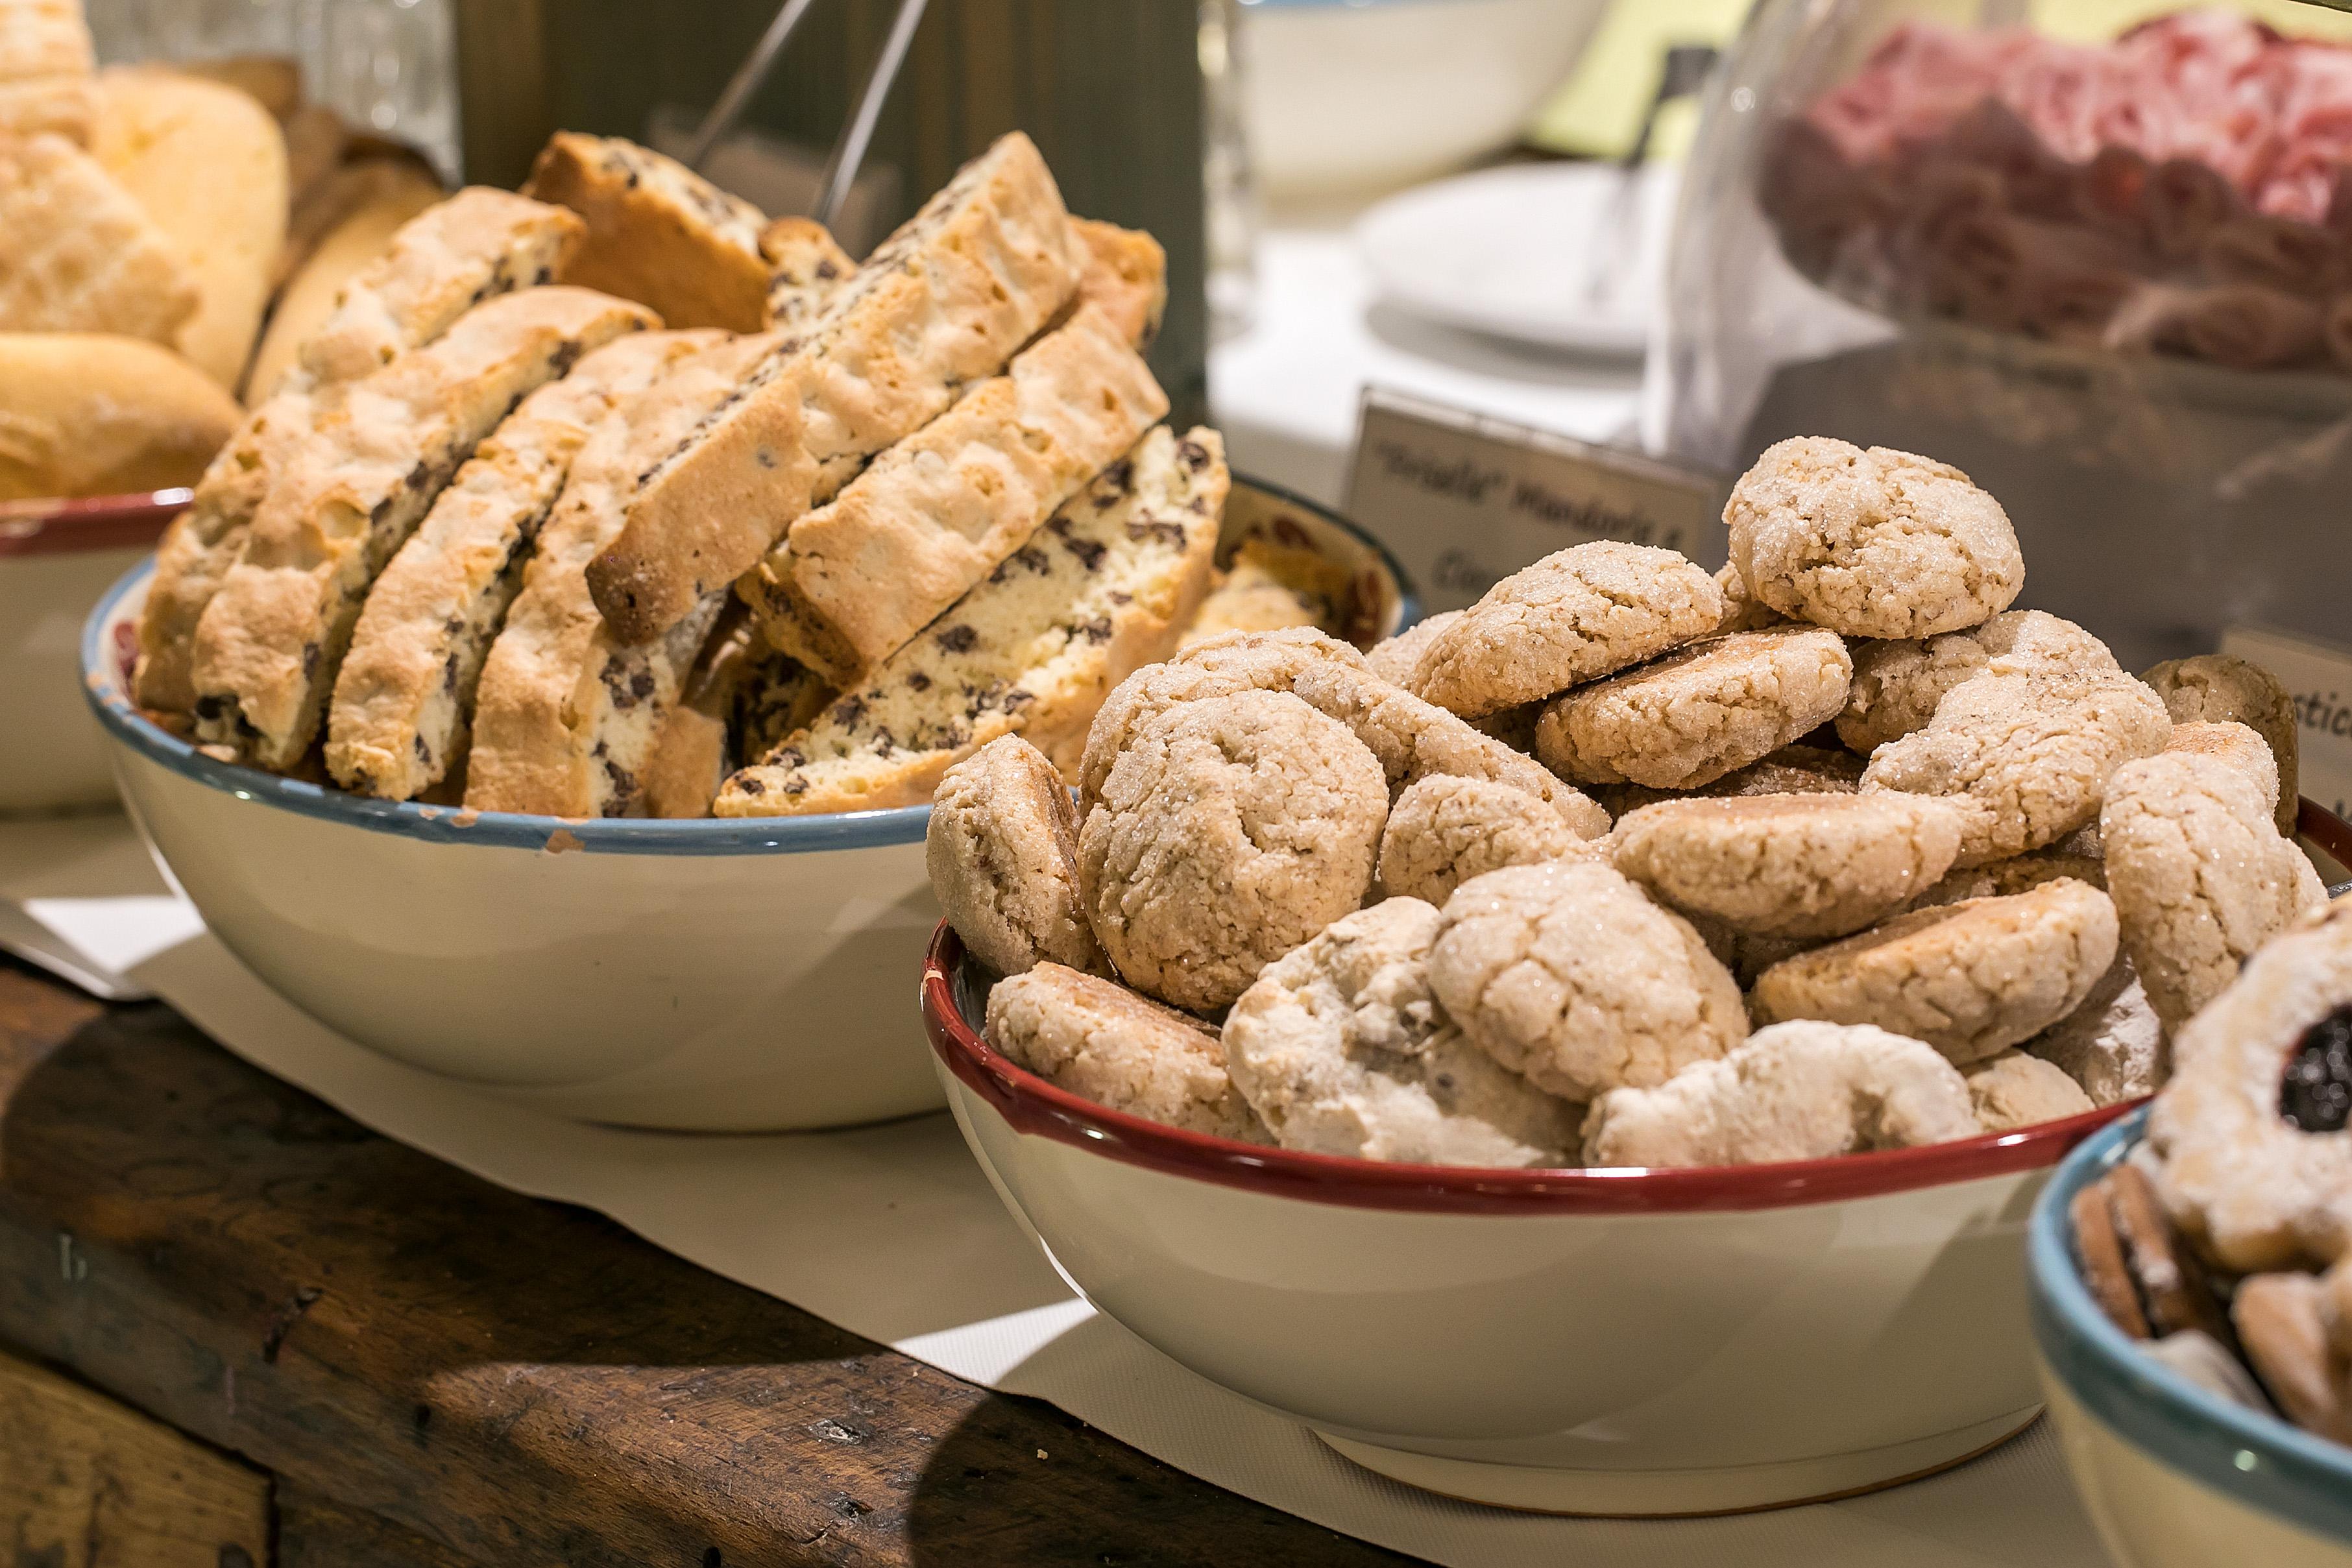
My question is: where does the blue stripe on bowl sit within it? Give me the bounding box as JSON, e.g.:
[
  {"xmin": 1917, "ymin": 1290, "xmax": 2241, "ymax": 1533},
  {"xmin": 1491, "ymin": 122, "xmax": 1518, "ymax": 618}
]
[
  {"xmin": 79, "ymin": 476, "xmax": 1418, "ymax": 858},
  {"xmin": 2029, "ymin": 1109, "xmax": 2352, "ymax": 1544}
]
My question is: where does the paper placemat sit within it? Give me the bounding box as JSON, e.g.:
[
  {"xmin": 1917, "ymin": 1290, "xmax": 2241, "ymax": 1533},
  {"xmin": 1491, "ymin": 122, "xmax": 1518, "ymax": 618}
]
[{"xmin": 0, "ymin": 815, "xmax": 2109, "ymax": 1568}]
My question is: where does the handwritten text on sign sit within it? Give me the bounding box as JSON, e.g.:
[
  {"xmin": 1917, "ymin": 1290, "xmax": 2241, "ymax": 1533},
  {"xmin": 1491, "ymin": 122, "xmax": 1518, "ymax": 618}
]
[{"xmin": 1344, "ymin": 390, "xmax": 1726, "ymax": 614}]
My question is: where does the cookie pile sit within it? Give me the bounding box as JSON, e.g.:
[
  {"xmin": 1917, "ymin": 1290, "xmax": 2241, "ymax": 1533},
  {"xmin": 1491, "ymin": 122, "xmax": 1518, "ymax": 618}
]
[
  {"xmin": 932, "ymin": 433, "xmax": 2330, "ymax": 1173},
  {"xmin": 2074, "ymin": 901, "xmax": 2352, "ymax": 1451}
]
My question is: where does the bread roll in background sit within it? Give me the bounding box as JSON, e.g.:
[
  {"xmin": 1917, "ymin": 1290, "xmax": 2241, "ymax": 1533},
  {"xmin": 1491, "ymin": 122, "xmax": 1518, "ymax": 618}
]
[
  {"xmin": 91, "ymin": 67, "xmax": 288, "ymax": 388},
  {"xmin": 0, "ymin": 332, "xmax": 243, "ymax": 499},
  {"xmin": 245, "ymin": 159, "xmax": 441, "ymax": 402},
  {"xmin": 175, "ymin": 54, "xmax": 300, "ymax": 121},
  {"xmin": 0, "ymin": 132, "xmax": 197, "ymax": 341},
  {"xmin": 0, "ymin": 73, "xmax": 93, "ymax": 143}
]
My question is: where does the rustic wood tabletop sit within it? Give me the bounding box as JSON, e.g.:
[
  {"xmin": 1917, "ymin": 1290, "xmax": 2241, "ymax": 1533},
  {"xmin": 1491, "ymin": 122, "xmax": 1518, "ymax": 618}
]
[{"xmin": 0, "ymin": 959, "xmax": 1419, "ymax": 1567}]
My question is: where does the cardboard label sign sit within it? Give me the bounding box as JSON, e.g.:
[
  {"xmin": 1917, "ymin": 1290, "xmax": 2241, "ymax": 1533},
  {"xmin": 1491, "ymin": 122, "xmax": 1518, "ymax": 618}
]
[
  {"xmin": 1344, "ymin": 389, "xmax": 1727, "ymax": 614},
  {"xmin": 2221, "ymin": 624, "xmax": 2352, "ymax": 824}
]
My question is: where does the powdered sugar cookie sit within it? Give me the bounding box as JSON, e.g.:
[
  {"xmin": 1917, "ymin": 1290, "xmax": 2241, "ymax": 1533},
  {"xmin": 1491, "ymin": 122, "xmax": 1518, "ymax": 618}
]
[
  {"xmin": 1581, "ymin": 1020, "xmax": 1977, "ymax": 1168},
  {"xmin": 1222, "ymin": 898, "xmax": 1580, "ymax": 1166},
  {"xmin": 1407, "ymin": 542, "xmax": 1721, "ymax": 718},
  {"xmin": 2027, "ymin": 958, "xmax": 2163, "ymax": 1106},
  {"xmin": 2103, "ymin": 751, "xmax": 2326, "ymax": 1030},
  {"xmin": 1861, "ymin": 668, "xmax": 2171, "ymax": 867},
  {"xmin": 1751, "ymin": 877, "xmax": 2118, "ymax": 1064},
  {"xmin": 1534, "ymin": 627, "xmax": 1852, "ymax": 790},
  {"xmin": 1610, "ymin": 793, "xmax": 1963, "ymax": 939},
  {"xmin": 1725, "ymin": 437, "xmax": 2024, "ymax": 638},
  {"xmin": 1963, "ymin": 1049, "xmax": 2094, "ymax": 1132},
  {"xmin": 1837, "ymin": 610, "xmax": 2117, "ymax": 754},
  {"xmin": 1427, "ymin": 859, "xmax": 1747, "ymax": 1101},
  {"xmin": 1079, "ymin": 688, "xmax": 1388, "ymax": 1011},
  {"xmin": 1377, "ymin": 774, "xmax": 1596, "ymax": 908},
  {"xmin": 985, "ymin": 962, "xmax": 1268, "ymax": 1142},
  {"xmin": 2146, "ymin": 653, "xmax": 2299, "ymax": 835},
  {"xmin": 927, "ymin": 734, "xmax": 1104, "ymax": 976}
]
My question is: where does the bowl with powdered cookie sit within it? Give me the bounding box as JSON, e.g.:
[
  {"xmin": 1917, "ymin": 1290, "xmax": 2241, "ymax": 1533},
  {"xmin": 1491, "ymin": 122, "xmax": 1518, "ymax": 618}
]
[
  {"xmin": 2030, "ymin": 899, "xmax": 2352, "ymax": 1568},
  {"xmin": 85, "ymin": 130, "xmax": 1407, "ymax": 1131},
  {"xmin": 921, "ymin": 433, "xmax": 2352, "ymax": 1514}
]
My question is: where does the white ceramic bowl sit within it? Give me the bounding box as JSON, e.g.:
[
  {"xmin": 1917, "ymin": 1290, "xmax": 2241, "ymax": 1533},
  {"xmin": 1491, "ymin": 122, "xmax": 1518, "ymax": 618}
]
[
  {"xmin": 925, "ymin": 926, "xmax": 2131, "ymax": 1516},
  {"xmin": 84, "ymin": 477, "xmax": 1409, "ymax": 1133},
  {"xmin": 2033, "ymin": 1110, "xmax": 2352, "ymax": 1568},
  {"xmin": 1, "ymin": 490, "xmax": 186, "ymax": 815},
  {"xmin": 1242, "ymin": 0, "xmax": 1610, "ymax": 200}
]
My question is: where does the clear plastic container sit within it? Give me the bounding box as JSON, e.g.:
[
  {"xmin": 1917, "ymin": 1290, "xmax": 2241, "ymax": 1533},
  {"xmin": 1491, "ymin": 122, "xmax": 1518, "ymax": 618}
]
[{"xmin": 1655, "ymin": 1, "xmax": 2352, "ymax": 669}]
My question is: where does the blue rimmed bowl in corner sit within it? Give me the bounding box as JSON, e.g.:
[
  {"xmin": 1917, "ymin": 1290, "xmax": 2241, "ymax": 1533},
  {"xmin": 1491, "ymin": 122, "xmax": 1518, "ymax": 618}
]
[
  {"xmin": 79, "ymin": 476, "xmax": 1411, "ymax": 1132},
  {"xmin": 2031, "ymin": 1110, "xmax": 2352, "ymax": 1568}
]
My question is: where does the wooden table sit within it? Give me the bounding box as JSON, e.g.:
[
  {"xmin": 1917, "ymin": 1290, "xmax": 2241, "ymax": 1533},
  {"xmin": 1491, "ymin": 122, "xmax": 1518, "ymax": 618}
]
[{"xmin": 0, "ymin": 960, "xmax": 1416, "ymax": 1567}]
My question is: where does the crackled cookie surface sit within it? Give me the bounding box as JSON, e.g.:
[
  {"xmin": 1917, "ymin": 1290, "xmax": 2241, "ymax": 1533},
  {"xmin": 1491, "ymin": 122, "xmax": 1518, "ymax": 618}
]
[
  {"xmin": 985, "ymin": 962, "xmax": 1268, "ymax": 1142},
  {"xmin": 1427, "ymin": 859, "xmax": 1747, "ymax": 1101},
  {"xmin": 1726, "ymin": 437, "xmax": 2024, "ymax": 639},
  {"xmin": 1712, "ymin": 560, "xmax": 1788, "ymax": 634},
  {"xmin": 2146, "ymin": 653, "xmax": 2299, "ymax": 835},
  {"xmin": 1581, "ymin": 1020, "xmax": 1978, "ymax": 1168},
  {"xmin": 1610, "ymin": 792, "xmax": 1963, "ymax": 939},
  {"xmin": 927, "ymin": 734, "xmax": 1102, "ymax": 977},
  {"xmin": 1963, "ymin": 1049, "xmax": 2094, "ymax": 1132},
  {"xmin": 1751, "ymin": 877, "xmax": 2118, "ymax": 1064},
  {"xmin": 1364, "ymin": 609, "xmax": 1459, "ymax": 686},
  {"xmin": 1534, "ymin": 627, "xmax": 1853, "ymax": 791},
  {"xmin": 2164, "ymin": 720, "xmax": 2281, "ymax": 820},
  {"xmin": 1861, "ymin": 668, "xmax": 2171, "ymax": 867},
  {"xmin": 1222, "ymin": 898, "xmax": 1579, "ymax": 1166},
  {"xmin": 1377, "ymin": 774, "xmax": 1596, "ymax": 908},
  {"xmin": 1407, "ymin": 542, "xmax": 1721, "ymax": 718},
  {"xmin": 1079, "ymin": 688, "xmax": 1387, "ymax": 1011},
  {"xmin": 2103, "ymin": 751, "xmax": 2327, "ymax": 1031},
  {"xmin": 1837, "ymin": 610, "xmax": 2117, "ymax": 754}
]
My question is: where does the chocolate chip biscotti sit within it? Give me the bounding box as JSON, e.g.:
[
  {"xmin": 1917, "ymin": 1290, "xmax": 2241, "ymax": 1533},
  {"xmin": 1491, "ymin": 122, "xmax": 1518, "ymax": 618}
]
[
  {"xmin": 742, "ymin": 302, "xmax": 1169, "ymax": 685},
  {"xmin": 521, "ymin": 131, "xmax": 771, "ymax": 332},
  {"xmin": 135, "ymin": 188, "xmax": 585, "ymax": 716},
  {"xmin": 758, "ymin": 215, "xmax": 855, "ymax": 329},
  {"xmin": 716, "ymin": 426, "xmax": 1226, "ymax": 816},
  {"xmin": 325, "ymin": 329, "xmax": 714, "ymax": 800},
  {"xmin": 188, "ymin": 287, "xmax": 657, "ymax": 771},
  {"xmin": 585, "ymin": 131, "xmax": 1080, "ymax": 646}
]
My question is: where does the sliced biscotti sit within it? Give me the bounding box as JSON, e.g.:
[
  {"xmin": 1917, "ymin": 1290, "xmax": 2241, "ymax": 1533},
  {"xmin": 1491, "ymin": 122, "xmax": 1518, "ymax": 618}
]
[
  {"xmin": 188, "ymin": 287, "xmax": 657, "ymax": 770},
  {"xmin": 743, "ymin": 303, "xmax": 1169, "ymax": 685},
  {"xmin": 135, "ymin": 188, "xmax": 585, "ymax": 714},
  {"xmin": 325, "ymin": 330, "xmax": 714, "ymax": 799},
  {"xmin": 585, "ymin": 131, "xmax": 1080, "ymax": 646},
  {"xmin": 716, "ymin": 426, "xmax": 1226, "ymax": 817},
  {"xmin": 640, "ymin": 610, "xmax": 833, "ymax": 818},
  {"xmin": 0, "ymin": 132, "xmax": 197, "ymax": 341},
  {"xmin": 465, "ymin": 332, "xmax": 784, "ymax": 817},
  {"xmin": 1067, "ymin": 218, "xmax": 1167, "ymax": 348},
  {"xmin": 521, "ymin": 131, "xmax": 770, "ymax": 332},
  {"xmin": 758, "ymin": 215, "xmax": 855, "ymax": 328}
]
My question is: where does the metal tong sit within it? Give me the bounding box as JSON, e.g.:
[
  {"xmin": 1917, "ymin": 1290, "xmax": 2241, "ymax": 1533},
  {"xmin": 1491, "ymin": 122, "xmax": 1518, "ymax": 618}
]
[{"xmin": 683, "ymin": 0, "xmax": 930, "ymax": 230}]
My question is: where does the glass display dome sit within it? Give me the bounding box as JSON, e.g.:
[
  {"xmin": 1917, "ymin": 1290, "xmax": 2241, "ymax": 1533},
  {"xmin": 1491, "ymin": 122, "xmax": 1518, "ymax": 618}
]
[{"xmin": 1655, "ymin": 1, "xmax": 2352, "ymax": 670}]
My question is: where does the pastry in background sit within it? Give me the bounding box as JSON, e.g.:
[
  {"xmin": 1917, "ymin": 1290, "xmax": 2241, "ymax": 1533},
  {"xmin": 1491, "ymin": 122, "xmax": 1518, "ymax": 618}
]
[
  {"xmin": 174, "ymin": 53, "xmax": 300, "ymax": 122},
  {"xmin": 0, "ymin": 0, "xmax": 91, "ymax": 143},
  {"xmin": 522, "ymin": 130, "xmax": 771, "ymax": 331},
  {"xmin": 1178, "ymin": 536, "xmax": 1357, "ymax": 651},
  {"xmin": 278, "ymin": 101, "xmax": 347, "ymax": 213},
  {"xmin": 0, "ymin": 330, "xmax": 241, "ymax": 499},
  {"xmin": 247, "ymin": 160, "xmax": 442, "ymax": 400},
  {"xmin": 0, "ymin": 132, "xmax": 197, "ymax": 341}
]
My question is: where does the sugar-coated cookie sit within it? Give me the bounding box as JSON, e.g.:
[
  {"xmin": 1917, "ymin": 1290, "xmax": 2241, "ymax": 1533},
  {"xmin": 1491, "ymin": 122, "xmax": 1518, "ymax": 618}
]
[
  {"xmin": 1837, "ymin": 610, "xmax": 2116, "ymax": 754},
  {"xmin": 927, "ymin": 734, "xmax": 1104, "ymax": 977},
  {"xmin": 2146, "ymin": 653, "xmax": 2299, "ymax": 836},
  {"xmin": 1376, "ymin": 774, "xmax": 1597, "ymax": 908},
  {"xmin": 1963, "ymin": 1049, "xmax": 2094, "ymax": 1132},
  {"xmin": 985, "ymin": 962, "xmax": 1267, "ymax": 1142}
]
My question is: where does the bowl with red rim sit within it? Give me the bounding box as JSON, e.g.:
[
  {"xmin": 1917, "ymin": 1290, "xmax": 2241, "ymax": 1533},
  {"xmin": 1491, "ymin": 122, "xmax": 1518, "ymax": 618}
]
[
  {"xmin": 920, "ymin": 799, "xmax": 2352, "ymax": 1517},
  {"xmin": 1, "ymin": 488, "xmax": 188, "ymax": 815}
]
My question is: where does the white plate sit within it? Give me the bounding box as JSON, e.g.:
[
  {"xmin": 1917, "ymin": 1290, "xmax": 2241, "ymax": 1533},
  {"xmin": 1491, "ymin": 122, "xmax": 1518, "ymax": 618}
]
[{"xmin": 1355, "ymin": 162, "xmax": 1679, "ymax": 356}]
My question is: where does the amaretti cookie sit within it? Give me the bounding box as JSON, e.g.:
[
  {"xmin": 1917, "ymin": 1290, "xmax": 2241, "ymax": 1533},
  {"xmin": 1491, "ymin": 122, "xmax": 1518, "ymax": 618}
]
[
  {"xmin": 1725, "ymin": 437, "xmax": 2024, "ymax": 638},
  {"xmin": 2145, "ymin": 653, "xmax": 2301, "ymax": 834},
  {"xmin": 986, "ymin": 963, "xmax": 1267, "ymax": 1143},
  {"xmin": 1837, "ymin": 610, "xmax": 2118, "ymax": 754},
  {"xmin": 1963, "ymin": 1049, "xmax": 2094, "ymax": 1132},
  {"xmin": 927, "ymin": 734, "xmax": 1104, "ymax": 978},
  {"xmin": 1376, "ymin": 774, "xmax": 1595, "ymax": 907}
]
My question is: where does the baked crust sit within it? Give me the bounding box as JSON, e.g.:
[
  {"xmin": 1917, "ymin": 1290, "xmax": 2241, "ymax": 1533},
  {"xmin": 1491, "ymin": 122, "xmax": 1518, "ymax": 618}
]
[{"xmin": 0, "ymin": 331, "xmax": 240, "ymax": 500}]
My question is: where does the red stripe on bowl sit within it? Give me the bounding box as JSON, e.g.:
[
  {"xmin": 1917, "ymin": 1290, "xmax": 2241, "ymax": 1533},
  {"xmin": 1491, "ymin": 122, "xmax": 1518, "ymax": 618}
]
[{"xmin": 0, "ymin": 490, "xmax": 188, "ymax": 559}]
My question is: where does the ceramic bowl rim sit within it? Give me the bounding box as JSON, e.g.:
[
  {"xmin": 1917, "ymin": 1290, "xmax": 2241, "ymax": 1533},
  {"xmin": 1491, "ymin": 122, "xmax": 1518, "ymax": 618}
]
[
  {"xmin": 1, "ymin": 488, "xmax": 189, "ymax": 559},
  {"xmin": 79, "ymin": 473, "xmax": 1417, "ymax": 859},
  {"xmin": 2030, "ymin": 1109, "xmax": 2352, "ymax": 1544}
]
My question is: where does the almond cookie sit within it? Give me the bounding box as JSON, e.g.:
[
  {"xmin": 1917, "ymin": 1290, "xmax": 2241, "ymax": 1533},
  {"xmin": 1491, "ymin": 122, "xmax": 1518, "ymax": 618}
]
[
  {"xmin": 1581, "ymin": 1020, "xmax": 1977, "ymax": 1168},
  {"xmin": 1712, "ymin": 560, "xmax": 1788, "ymax": 634},
  {"xmin": 1376, "ymin": 774, "xmax": 1597, "ymax": 908},
  {"xmin": 2165, "ymin": 720, "xmax": 2281, "ymax": 815},
  {"xmin": 1363, "ymin": 610, "xmax": 1459, "ymax": 686},
  {"xmin": 1427, "ymin": 859, "xmax": 1747, "ymax": 1101},
  {"xmin": 1837, "ymin": 610, "xmax": 2118, "ymax": 755},
  {"xmin": 1610, "ymin": 793, "xmax": 1964, "ymax": 940},
  {"xmin": 1963, "ymin": 1050, "xmax": 2094, "ymax": 1133},
  {"xmin": 927, "ymin": 734, "xmax": 1104, "ymax": 978},
  {"xmin": 1598, "ymin": 743, "xmax": 1861, "ymax": 820},
  {"xmin": 1534, "ymin": 627, "xmax": 1853, "ymax": 791},
  {"xmin": 2151, "ymin": 905, "xmax": 2352, "ymax": 1272},
  {"xmin": 984, "ymin": 962, "xmax": 1267, "ymax": 1142},
  {"xmin": 1861, "ymin": 669, "xmax": 2172, "ymax": 867},
  {"xmin": 2146, "ymin": 653, "xmax": 2299, "ymax": 835},
  {"xmin": 2103, "ymin": 751, "xmax": 2327, "ymax": 1031},
  {"xmin": 2028, "ymin": 958, "xmax": 2163, "ymax": 1106},
  {"xmin": 1406, "ymin": 542, "xmax": 1723, "ymax": 718},
  {"xmin": 1079, "ymin": 688, "xmax": 1388, "ymax": 1011},
  {"xmin": 1222, "ymin": 898, "xmax": 1580, "ymax": 1166},
  {"xmin": 1751, "ymin": 878, "xmax": 2119, "ymax": 1065},
  {"xmin": 1910, "ymin": 846, "xmax": 2109, "ymax": 910},
  {"xmin": 1725, "ymin": 437, "xmax": 2024, "ymax": 639}
]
